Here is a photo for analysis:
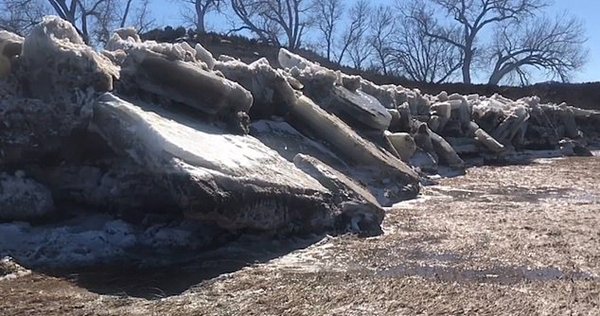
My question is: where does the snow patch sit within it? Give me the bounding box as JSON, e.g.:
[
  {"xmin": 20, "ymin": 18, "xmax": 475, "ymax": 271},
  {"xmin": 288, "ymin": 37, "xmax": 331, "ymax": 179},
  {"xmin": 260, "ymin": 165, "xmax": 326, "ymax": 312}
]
[
  {"xmin": 0, "ymin": 257, "xmax": 31, "ymax": 281},
  {"xmin": 0, "ymin": 214, "xmax": 216, "ymax": 267},
  {"xmin": 0, "ymin": 173, "xmax": 54, "ymax": 221}
]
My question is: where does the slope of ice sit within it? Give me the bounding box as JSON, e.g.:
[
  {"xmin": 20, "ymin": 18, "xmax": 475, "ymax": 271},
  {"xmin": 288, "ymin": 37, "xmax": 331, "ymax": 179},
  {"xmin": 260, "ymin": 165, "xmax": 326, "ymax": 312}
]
[
  {"xmin": 96, "ymin": 93, "xmax": 326, "ymax": 190},
  {"xmin": 250, "ymin": 120, "xmax": 347, "ymax": 167}
]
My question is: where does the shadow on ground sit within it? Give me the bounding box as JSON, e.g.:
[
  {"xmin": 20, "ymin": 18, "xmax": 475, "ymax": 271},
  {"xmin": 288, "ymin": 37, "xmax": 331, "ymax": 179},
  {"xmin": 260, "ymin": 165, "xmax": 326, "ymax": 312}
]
[{"xmin": 13, "ymin": 234, "xmax": 324, "ymax": 300}]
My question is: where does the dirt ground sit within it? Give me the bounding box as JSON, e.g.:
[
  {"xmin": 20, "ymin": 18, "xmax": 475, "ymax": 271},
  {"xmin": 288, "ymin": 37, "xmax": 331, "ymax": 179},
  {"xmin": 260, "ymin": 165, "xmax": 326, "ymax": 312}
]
[{"xmin": 1, "ymin": 155, "xmax": 599, "ymax": 316}]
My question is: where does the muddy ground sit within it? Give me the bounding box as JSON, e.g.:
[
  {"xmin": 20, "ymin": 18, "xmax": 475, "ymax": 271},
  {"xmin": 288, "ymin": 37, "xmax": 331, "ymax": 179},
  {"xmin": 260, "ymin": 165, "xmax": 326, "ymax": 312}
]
[{"xmin": 1, "ymin": 155, "xmax": 599, "ymax": 315}]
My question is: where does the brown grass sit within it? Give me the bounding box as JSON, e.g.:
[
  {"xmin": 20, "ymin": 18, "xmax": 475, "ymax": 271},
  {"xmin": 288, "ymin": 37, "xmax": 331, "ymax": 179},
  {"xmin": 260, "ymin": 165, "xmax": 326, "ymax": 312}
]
[{"xmin": 1, "ymin": 156, "xmax": 599, "ymax": 315}]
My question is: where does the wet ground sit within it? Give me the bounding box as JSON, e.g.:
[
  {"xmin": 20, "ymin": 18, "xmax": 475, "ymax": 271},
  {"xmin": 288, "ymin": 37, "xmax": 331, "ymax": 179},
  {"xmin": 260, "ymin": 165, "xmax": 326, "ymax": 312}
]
[{"xmin": 1, "ymin": 154, "xmax": 600, "ymax": 315}]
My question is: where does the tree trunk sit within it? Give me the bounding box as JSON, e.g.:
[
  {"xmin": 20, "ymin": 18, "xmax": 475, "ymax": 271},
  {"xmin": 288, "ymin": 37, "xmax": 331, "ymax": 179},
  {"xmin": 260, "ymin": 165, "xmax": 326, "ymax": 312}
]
[
  {"xmin": 380, "ymin": 53, "xmax": 388, "ymax": 76},
  {"xmin": 326, "ymin": 35, "xmax": 331, "ymax": 60},
  {"xmin": 462, "ymin": 50, "xmax": 472, "ymax": 84},
  {"xmin": 488, "ymin": 65, "xmax": 516, "ymax": 85},
  {"xmin": 337, "ymin": 44, "xmax": 349, "ymax": 64},
  {"xmin": 197, "ymin": 15, "xmax": 205, "ymax": 33},
  {"xmin": 195, "ymin": 4, "xmax": 206, "ymax": 33},
  {"xmin": 120, "ymin": 0, "xmax": 133, "ymax": 28},
  {"xmin": 488, "ymin": 72, "xmax": 503, "ymax": 85},
  {"xmin": 80, "ymin": 18, "xmax": 89, "ymax": 44},
  {"xmin": 287, "ymin": 27, "xmax": 297, "ymax": 50}
]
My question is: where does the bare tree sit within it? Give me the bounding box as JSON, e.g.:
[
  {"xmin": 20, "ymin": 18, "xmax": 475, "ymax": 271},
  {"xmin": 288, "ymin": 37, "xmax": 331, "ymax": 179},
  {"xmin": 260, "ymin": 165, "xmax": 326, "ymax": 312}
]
[
  {"xmin": 347, "ymin": 35, "xmax": 371, "ymax": 71},
  {"xmin": 92, "ymin": 0, "xmax": 154, "ymax": 44},
  {"xmin": 120, "ymin": 0, "xmax": 133, "ymax": 27},
  {"xmin": 43, "ymin": 0, "xmax": 121, "ymax": 43},
  {"xmin": 259, "ymin": 0, "xmax": 312, "ymax": 49},
  {"xmin": 230, "ymin": 0, "xmax": 312, "ymax": 49},
  {"xmin": 130, "ymin": 0, "xmax": 154, "ymax": 33},
  {"xmin": 179, "ymin": 0, "xmax": 225, "ymax": 32},
  {"xmin": 406, "ymin": 0, "xmax": 546, "ymax": 84},
  {"xmin": 389, "ymin": 15, "xmax": 462, "ymax": 83},
  {"xmin": 336, "ymin": 0, "xmax": 369, "ymax": 65},
  {"xmin": 50, "ymin": 0, "xmax": 155, "ymax": 44},
  {"xmin": 48, "ymin": 0, "xmax": 95, "ymax": 42},
  {"xmin": 93, "ymin": 0, "xmax": 120, "ymax": 44},
  {"xmin": 487, "ymin": 15, "xmax": 588, "ymax": 85},
  {"xmin": 368, "ymin": 5, "xmax": 394, "ymax": 75},
  {"xmin": 230, "ymin": 0, "xmax": 281, "ymax": 44},
  {"xmin": 0, "ymin": 0, "xmax": 154, "ymax": 43},
  {"xmin": 0, "ymin": 0, "xmax": 47, "ymax": 34},
  {"xmin": 312, "ymin": 0, "xmax": 343, "ymax": 61}
]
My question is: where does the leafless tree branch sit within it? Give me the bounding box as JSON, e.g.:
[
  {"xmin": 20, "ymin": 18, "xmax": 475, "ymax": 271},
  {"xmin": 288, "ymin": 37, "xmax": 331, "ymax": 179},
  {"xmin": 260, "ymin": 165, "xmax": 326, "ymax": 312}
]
[
  {"xmin": 404, "ymin": 0, "xmax": 547, "ymax": 83},
  {"xmin": 368, "ymin": 4, "xmax": 394, "ymax": 75},
  {"xmin": 311, "ymin": 0, "xmax": 343, "ymax": 60},
  {"xmin": 487, "ymin": 14, "xmax": 588, "ymax": 85},
  {"xmin": 336, "ymin": 0, "xmax": 369, "ymax": 65},
  {"xmin": 229, "ymin": 0, "xmax": 311, "ymax": 49},
  {"xmin": 388, "ymin": 13, "xmax": 462, "ymax": 83}
]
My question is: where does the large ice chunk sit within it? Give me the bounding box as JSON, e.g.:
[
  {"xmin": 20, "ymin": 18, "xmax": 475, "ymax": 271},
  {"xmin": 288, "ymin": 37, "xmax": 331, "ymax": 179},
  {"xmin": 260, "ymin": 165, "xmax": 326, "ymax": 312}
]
[
  {"xmin": 278, "ymin": 48, "xmax": 320, "ymax": 71},
  {"xmin": 328, "ymin": 86, "xmax": 392, "ymax": 131},
  {"xmin": 0, "ymin": 92, "xmax": 95, "ymax": 166},
  {"xmin": 288, "ymin": 96, "xmax": 419, "ymax": 204},
  {"xmin": 92, "ymin": 93, "xmax": 345, "ymax": 233},
  {"xmin": 21, "ymin": 16, "xmax": 119, "ymax": 99},
  {"xmin": 386, "ymin": 132, "xmax": 416, "ymax": 162},
  {"xmin": 0, "ymin": 31, "xmax": 23, "ymax": 79},
  {"xmin": 122, "ymin": 49, "xmax": 252, "ymax": 120},
  {"xmin": 250, "ymin": 120, "xmax": 346, "ymax": 168},
  {"xmin": 293, "ymin": 154, "xmax": 384, "ymax": 236},
  {"xmin": 214, "ymin": 58, "xmax": 297, "ymax": 119},
  {"xmin": 106, "ymin": 27, "xmax": 215, "ymax": 70}
]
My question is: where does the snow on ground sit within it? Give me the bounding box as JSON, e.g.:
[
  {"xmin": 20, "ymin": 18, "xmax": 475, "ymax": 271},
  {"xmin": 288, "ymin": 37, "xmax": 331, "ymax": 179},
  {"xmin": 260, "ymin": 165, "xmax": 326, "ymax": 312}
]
[
  {"xmin": 0, "ymin": 257, "xmax": 31, "ymax": 281},
  {"xmin": 0, "ymin": 173, "xmax": 54, "ymax": 221},
  {"xmin": 0, "ymin": 213, "xmax": 216, "ymax": 267}
]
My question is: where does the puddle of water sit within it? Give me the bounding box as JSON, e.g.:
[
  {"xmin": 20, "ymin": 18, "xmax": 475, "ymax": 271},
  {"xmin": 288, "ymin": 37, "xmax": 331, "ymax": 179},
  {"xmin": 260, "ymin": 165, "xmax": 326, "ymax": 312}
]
[
  {"xmin": 449, "ymin": 186, "xmax": 590, "ymax": 204},
  {"xmin": 377, "ymin": 264, "xmax": 595, "ymax": 284},
  {"xmin": 405, "ymin": 184, "xmax": 597, "ymax": 205},
  {"xmin": 534, "ymin": 158, "xmax": 558, "ymax": 164},
  {"xmin": 406, "ymin": 250, "xmax": 463, "ymax": 263},
  {"xmin": 428, "ymin": 187, "xmax": 487, "ymax": 199},
  {"xmin": 573, "ymin": 194, "xmax": 600, "ymax": 203}
]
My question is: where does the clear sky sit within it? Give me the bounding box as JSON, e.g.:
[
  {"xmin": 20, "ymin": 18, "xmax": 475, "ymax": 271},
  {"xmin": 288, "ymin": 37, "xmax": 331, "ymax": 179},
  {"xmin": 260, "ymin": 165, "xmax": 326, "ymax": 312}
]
[
  {"xmin": 548, "ymin": 0, "xmax": 599, "ymax": 83},
  {"xmin": 149, "ymin": 0, "xmax": 598, "ymax": 83}
]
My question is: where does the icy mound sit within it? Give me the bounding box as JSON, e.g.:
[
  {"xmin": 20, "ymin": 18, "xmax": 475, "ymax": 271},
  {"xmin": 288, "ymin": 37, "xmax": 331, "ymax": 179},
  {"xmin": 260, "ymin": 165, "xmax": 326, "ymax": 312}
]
[
  {"xmin": 0, "ymin": 16, "xmax": 599, "ymax": 268},
  {"xmin": 93, "ymin": 93, "xmax": 348, "ymax": 232}
]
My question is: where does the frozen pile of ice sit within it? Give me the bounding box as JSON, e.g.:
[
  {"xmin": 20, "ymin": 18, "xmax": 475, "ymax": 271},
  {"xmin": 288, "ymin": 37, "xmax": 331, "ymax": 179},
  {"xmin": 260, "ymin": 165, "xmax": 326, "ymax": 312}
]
[{"xmin": 0, "ymin": 15, "xmax": 599, "ymax": 267}]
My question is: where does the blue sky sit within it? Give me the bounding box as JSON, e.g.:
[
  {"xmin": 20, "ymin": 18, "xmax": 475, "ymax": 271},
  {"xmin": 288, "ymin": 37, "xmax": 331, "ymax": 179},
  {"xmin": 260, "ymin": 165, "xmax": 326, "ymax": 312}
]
[
  {"xmin": 547, "ymin": 0, "xmax": 598, "ymax": 83},
  {"xmin": 149, "ymin": 0, "xmax": 598, "ymax": 83}
]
